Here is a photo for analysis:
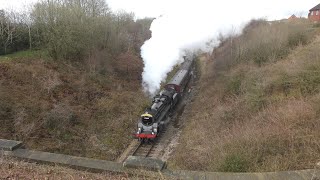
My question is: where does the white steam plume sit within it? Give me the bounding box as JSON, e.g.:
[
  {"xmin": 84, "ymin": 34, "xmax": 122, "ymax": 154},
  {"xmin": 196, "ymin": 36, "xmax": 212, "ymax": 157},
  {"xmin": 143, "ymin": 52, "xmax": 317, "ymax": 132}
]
[{"xmin": 141, "ymin": 0, "xmax": 318, "ymax": 95}]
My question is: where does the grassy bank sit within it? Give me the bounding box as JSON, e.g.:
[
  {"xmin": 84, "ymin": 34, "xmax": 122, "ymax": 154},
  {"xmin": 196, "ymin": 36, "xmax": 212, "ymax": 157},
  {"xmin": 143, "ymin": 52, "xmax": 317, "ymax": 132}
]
[
  {"xmin": 0, "ymin": 51, "xmax": 149, "ymax": 160},
  {"xmin": 0, "ymin": 50, "xmax": 49, "ymax": 62},
  {"xmin": 0, "ymin": 156, "xmax": 122, "ymax": 179},
  {"xmin": 169, "ymin": 19, "xmax": 320, "ymax": 172}
]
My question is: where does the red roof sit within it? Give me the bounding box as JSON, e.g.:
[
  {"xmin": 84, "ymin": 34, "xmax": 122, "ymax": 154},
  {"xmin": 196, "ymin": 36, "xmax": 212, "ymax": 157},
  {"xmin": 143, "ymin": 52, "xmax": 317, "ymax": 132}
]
[{"xmin": 289, "ymin": 14, "xmax": 297, "ymax": 19}]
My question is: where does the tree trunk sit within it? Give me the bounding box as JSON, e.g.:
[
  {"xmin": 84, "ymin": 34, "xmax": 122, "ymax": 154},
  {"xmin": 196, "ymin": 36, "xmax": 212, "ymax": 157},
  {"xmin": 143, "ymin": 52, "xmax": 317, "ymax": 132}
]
[{"xmin": 28, "ymin": 26, "xmax": 32, "ymax": 50}]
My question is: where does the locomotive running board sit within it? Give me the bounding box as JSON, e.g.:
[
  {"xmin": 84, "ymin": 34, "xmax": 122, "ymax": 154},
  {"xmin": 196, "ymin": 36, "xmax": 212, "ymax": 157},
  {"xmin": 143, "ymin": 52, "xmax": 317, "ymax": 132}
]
[{"xmin": 123, "ymin": 156, "xmax": 166, "ymax": 171}]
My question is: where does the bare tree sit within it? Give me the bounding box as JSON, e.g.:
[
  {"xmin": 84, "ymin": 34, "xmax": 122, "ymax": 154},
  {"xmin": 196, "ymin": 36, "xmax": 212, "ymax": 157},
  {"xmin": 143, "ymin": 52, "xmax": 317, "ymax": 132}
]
[{"xmin": 0, "ymin": 10, "xmax": 14, "ymax": 54}]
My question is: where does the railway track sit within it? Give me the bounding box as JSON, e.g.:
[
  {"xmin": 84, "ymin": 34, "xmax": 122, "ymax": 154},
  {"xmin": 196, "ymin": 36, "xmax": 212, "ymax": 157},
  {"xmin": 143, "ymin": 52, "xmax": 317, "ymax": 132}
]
[
  {"xmin": 131, "ymin": 128, "xmax": 167, "ymax": 158},
  {"xmin": 132, "ymin": 142, "xmax": 155, "ymax": 157}
]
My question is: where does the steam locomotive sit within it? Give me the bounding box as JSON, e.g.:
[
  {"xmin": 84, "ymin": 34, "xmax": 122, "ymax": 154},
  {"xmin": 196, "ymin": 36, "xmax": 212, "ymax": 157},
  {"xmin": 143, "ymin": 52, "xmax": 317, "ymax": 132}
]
[{"xmin": 134, "ymin": 57, "xmax": 194, "ymax": 142}]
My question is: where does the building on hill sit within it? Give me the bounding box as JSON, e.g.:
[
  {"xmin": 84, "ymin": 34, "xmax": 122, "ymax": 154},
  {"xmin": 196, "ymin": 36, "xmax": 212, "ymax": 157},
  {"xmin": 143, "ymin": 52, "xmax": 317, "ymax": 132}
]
[
  {"xmin": 288, "ymin": 14, "xmax": 298, "ymax": 21},
  {"xmin": 308, "ymin": 3, "xmax": 320, "ymax": 22},
  {"xmin": 289, "ymin": 14, "xmax": 297, "ymax": 19}
]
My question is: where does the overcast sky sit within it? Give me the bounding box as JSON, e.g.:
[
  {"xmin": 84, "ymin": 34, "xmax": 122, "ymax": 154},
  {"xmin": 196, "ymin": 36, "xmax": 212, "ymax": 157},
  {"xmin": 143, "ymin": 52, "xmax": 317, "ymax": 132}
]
[
  {"xmin": 107, "ymin": 0, "xmax": 318, "ymax": 19},
  {"xmin": 0, "ymin": 0, "xmax": 318, "ymax": 18}
]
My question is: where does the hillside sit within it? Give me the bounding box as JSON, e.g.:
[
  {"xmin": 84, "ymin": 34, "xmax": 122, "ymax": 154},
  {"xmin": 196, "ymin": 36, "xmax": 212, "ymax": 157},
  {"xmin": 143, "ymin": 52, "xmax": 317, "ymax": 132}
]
[
  {"xmin": 0, "ymin": 0, "xmax": 153, "ymax": 161},
  {"xmin": 0, "ymin": 51, "xmax": 149, "ymax": 160},
  {"xmin": 169, "ymin": 19, "xmax": 320, "ymax": 172}
]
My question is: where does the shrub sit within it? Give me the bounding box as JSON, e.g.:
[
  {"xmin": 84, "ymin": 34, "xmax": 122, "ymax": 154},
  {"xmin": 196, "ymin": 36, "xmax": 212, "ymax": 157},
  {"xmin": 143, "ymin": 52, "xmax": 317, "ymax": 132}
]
[
  {"xmin": 251, "ymin": 42, "xmax": 274, "ymax": 66},
  {"xmin": 269, "ymin": 65, "xmax": 320, "ymax": 97},
  {"xmin": 288, "ymin": 31, "xmax": 308, "ymax": 48},
  {"xmin": 43, "ymin": 104, "xmax": 75, "ymax": 132},
  {"xmin": 297, "ymin": 65, "xmax": 320, "ymax": 95},
  {"xmin": 0, "ymin": 97, "xmax": 13, "ymax": 120},
  {"xmin": 312, "ymin": 22, "xmax": 320, "ymax": 28},
  {"xmin": 226, "ymin": 73, "xmax": 244, "ymax": 95},
  {"xmin": 219, "ymin": 154, "xmax": 250, "ymax": 172},
  {"xmin": 246, "ymin": 90, "xmax": 266, "ymax": 111}
]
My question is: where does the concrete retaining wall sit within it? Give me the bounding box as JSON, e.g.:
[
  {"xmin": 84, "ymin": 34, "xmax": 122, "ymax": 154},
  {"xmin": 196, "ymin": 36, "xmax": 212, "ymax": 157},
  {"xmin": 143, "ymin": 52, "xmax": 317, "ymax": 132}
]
[{"xmin": 1, "ymin": 139, "xmax": 320, "ymax": 179}]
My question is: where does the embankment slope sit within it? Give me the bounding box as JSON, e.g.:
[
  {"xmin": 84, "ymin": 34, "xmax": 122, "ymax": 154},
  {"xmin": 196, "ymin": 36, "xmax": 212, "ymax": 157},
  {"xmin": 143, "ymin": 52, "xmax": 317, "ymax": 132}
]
[{"xmin": 169, "ymin": 19, "xmax": 320, "ymax": 172}]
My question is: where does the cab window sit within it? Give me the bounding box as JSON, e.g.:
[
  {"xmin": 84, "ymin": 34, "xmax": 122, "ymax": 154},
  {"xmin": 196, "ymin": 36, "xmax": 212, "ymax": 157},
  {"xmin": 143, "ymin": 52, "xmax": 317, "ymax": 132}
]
[{"xmin": 142, "ymin": 116, "xmax": 153, "ymax": 126}]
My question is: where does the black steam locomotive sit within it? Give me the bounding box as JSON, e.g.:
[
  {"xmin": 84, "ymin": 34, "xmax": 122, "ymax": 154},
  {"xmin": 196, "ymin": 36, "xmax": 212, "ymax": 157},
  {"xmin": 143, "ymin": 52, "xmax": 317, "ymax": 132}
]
[{"xmin": 134, "ymin": 57, "xmax": 194, "ymax": 142}]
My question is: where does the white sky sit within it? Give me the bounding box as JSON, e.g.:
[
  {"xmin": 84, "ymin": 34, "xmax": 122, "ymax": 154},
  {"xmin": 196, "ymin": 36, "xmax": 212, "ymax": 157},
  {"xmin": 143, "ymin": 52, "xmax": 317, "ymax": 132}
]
[
  {"xmin": 0, "ymin": 0, "xmax": 37, "ymax": 11},
  {"xmin": 107, "ymin": 0, "xmax": 318, "ymax": 19},
  {"xmin": 0, "ymin": 0, "xmax": 318, "ymax": 19},
  {"xmin": 0, "ymin": 0, "xmax": 163, "ymax": 17}
]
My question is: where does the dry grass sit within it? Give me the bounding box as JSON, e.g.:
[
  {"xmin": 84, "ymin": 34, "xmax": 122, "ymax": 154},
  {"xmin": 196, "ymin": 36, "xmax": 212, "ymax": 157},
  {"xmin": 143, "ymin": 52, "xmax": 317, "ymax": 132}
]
[
  {"xmin": 0, "ymin": 155, "xmax": 167, "ymax": 179},
  {"xmin": 169, "ymin": 19, "xmax": 320, "ymax": 172},
  {"xmin": 0, "ymin": 156, "xmax": 125, "ymax": 179},
  {"xmin": 0, "ymin": 51, "xmax": 149, "ymax": 161}
]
